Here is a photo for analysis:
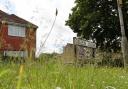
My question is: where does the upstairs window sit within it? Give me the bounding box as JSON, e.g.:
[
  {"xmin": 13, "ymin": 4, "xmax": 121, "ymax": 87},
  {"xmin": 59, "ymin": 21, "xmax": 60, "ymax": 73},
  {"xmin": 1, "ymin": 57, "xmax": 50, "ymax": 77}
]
[{"xmin": 8, "ymin": 25, "xmax": 26, "ymax": 37}]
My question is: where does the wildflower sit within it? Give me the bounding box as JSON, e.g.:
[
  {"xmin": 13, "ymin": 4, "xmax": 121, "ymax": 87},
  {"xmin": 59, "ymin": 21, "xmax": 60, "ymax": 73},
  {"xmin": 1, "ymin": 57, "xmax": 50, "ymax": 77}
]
[
  {"xmin": 119, "ymin": 76, "xmax": 125, "ymax": 79},
  {"xmin": 102, "ymin": 81, "xmax": 105, "ymax": 84},
  {"xmin": 90, "ymin": 84, "xmax": 94, "ymax": 87},
  {"xmin": 105, "ymin": 86, "xmax": 116, "ymax": 89},
  {"xmin": 55, "ymin": 87, "xmax": 61, "ymax": 89}
]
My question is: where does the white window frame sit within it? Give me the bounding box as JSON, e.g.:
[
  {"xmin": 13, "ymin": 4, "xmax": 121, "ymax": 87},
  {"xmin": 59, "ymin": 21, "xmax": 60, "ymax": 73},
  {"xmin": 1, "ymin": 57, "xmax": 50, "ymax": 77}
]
[
  {"xmin": 4, "ymin": 51, "xmax": 27, "ymax": 57},
  {"xmin": 8, "ymin": 25, "xmax": 26, "ymax": 37}
]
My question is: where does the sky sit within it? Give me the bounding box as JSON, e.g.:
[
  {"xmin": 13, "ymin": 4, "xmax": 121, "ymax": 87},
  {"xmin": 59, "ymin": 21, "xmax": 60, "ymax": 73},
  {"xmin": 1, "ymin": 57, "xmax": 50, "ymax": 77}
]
[{"xmin": 0, "ymin": 0, "xmax": 76, "ymax": 55}]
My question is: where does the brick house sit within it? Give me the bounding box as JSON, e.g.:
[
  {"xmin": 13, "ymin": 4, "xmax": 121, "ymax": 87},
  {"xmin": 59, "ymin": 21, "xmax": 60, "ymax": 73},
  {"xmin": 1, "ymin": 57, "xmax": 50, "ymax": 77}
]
[{"xmin": 0, "ymin": 10, "xmax": 38, "ymax": 58}]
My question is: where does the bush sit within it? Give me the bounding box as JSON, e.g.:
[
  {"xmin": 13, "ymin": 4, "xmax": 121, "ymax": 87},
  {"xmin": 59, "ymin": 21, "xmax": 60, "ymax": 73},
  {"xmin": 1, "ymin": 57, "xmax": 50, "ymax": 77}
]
[{"xmin": 97, "ymin": 58, "xmax": 124, "ymax": 67}]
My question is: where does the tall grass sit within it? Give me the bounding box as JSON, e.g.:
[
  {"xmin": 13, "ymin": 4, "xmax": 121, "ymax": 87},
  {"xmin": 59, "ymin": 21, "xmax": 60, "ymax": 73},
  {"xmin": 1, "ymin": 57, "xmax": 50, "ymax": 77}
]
[{"xmin": 0, "ymin": 57, "xmax": 128, "ymax": 89}]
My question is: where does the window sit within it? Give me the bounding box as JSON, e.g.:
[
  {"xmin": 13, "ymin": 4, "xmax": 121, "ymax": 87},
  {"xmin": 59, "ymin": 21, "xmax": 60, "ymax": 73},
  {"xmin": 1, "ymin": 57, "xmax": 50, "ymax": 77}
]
[
  {"xmin": 4, "ymin": 51, "xmax": 27, "ymax": 57},
  {"xmin": 8, "ymin": 25, "xmax": 26, "ymax": 37}
]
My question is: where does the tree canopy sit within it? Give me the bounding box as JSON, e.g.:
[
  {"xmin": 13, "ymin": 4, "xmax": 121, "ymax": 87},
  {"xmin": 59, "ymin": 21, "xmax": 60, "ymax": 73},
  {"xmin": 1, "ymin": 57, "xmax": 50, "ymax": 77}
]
[{"xmin": 66, "ymin": 0, "xmax": 128, "ymax": 52}]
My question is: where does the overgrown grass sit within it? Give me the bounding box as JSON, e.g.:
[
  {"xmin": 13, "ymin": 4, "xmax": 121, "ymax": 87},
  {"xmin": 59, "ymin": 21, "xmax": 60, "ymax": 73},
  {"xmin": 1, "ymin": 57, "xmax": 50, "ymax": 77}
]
[{"xmin": 0, "ymin": 58, "xmax": 128, "ymax": 89}]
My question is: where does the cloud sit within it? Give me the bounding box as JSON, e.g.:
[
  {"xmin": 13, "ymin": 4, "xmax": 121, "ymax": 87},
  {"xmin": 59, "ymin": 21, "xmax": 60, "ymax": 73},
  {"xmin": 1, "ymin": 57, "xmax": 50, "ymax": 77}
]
[
  {"xmin": 0, "ymin": 0, "xmax": 16, "ymax": 13},
  {"xmin": 2, "ymin": 0, "xmax": 76, "ymax": 55}
]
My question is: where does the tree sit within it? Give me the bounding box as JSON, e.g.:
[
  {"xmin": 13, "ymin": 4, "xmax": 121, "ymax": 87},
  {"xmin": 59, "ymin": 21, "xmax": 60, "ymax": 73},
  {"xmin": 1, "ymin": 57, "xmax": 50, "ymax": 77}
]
[{"xmin": 66, "ymin": 0, "xmax": 128, "ymax": 52}]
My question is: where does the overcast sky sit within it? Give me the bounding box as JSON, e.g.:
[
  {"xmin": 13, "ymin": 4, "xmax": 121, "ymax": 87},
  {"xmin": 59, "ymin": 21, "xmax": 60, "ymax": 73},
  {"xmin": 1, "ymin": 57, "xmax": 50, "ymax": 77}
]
[{"xmin": 0, "ymin": 0, "xmax": 76, "ymax": 55}]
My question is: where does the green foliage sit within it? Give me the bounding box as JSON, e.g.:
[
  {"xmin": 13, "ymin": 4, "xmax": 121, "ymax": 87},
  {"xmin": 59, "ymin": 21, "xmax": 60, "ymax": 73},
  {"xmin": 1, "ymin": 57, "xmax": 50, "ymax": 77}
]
[
  {"xmin": 39, "ymin": 53, "xmax": 57, "ymax": 59},
  {"xmin": 38, "ymin": 53, "xmax": 58, "ymax": 63},
  {"xmin": 66, "ymin": 0, "xmax": 128, "ymax": 51},
  {"xmin": 0, "ymin": 61, "xmax": 128, "ymax": 89}
]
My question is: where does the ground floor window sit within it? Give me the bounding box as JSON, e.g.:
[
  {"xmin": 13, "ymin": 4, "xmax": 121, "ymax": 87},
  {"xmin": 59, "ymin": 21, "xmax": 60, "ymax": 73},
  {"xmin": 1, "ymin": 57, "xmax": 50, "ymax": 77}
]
[{"xmin": 4, "ymin": 51, "xmax": 27, "ymax": 57}]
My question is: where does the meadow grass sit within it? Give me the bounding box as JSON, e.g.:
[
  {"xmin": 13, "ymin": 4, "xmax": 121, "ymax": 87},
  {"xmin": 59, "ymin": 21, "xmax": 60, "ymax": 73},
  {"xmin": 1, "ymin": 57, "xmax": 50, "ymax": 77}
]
[{"xmin": 0, "ymin": 59, "xmax": 128, "ymax": 89}]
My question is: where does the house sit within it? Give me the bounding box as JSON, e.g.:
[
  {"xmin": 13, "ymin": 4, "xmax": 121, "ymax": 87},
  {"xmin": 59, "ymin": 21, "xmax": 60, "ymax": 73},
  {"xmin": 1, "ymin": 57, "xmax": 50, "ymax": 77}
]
[{"xmin": 0, "ymin": 10, "xmax": 38, "ymax": 58}]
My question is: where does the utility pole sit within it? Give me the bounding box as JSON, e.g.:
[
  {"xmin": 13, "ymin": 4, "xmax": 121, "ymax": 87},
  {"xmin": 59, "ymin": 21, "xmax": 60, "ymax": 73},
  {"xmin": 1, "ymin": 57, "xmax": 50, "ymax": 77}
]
[{"xmin": 117, "ymin": 0, "xmax": 128, "ymax": 67}]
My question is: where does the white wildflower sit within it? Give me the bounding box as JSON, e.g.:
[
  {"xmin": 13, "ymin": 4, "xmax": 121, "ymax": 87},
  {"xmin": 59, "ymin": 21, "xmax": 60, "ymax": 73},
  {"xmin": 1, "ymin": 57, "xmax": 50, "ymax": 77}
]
[
  {"xmin": 119, "ymin": 76, "xmax": 125, "ymax": 79},
  {"xmin": 105, "ymin": 86, "xmax": 116, "ymax": 89},
  {"xmin": 102, "ymin": 81, "xmax": 105, "ymax": 84},
  {"xmin": 90, "ymin": 84, "xmax": 94, "ymax": 87},
  {"xmin": 55, "ymin": 87, "xmax": 61, "ymax": 89}
]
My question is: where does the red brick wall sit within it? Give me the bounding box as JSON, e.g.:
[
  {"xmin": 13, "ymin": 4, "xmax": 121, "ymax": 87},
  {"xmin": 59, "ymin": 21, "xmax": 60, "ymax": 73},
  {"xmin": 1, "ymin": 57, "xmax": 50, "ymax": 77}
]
[
  {"xmin": 26, "ymin": 27, "xmax": 36, "ymax": 57},
  {"xmin": 0, "ymin": 24, "xmax": 25, "ymax": 51},
  {"xmin": 0, "ymin": 24, "xmax": 36, "ymax": 57}
]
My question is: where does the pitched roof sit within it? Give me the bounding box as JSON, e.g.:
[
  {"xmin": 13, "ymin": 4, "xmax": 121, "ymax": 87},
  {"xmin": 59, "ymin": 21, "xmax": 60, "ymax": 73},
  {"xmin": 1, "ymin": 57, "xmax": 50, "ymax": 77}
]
[{"xmin": 0, "ymin": 10, "xmax": 38, "ymax": 28}]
